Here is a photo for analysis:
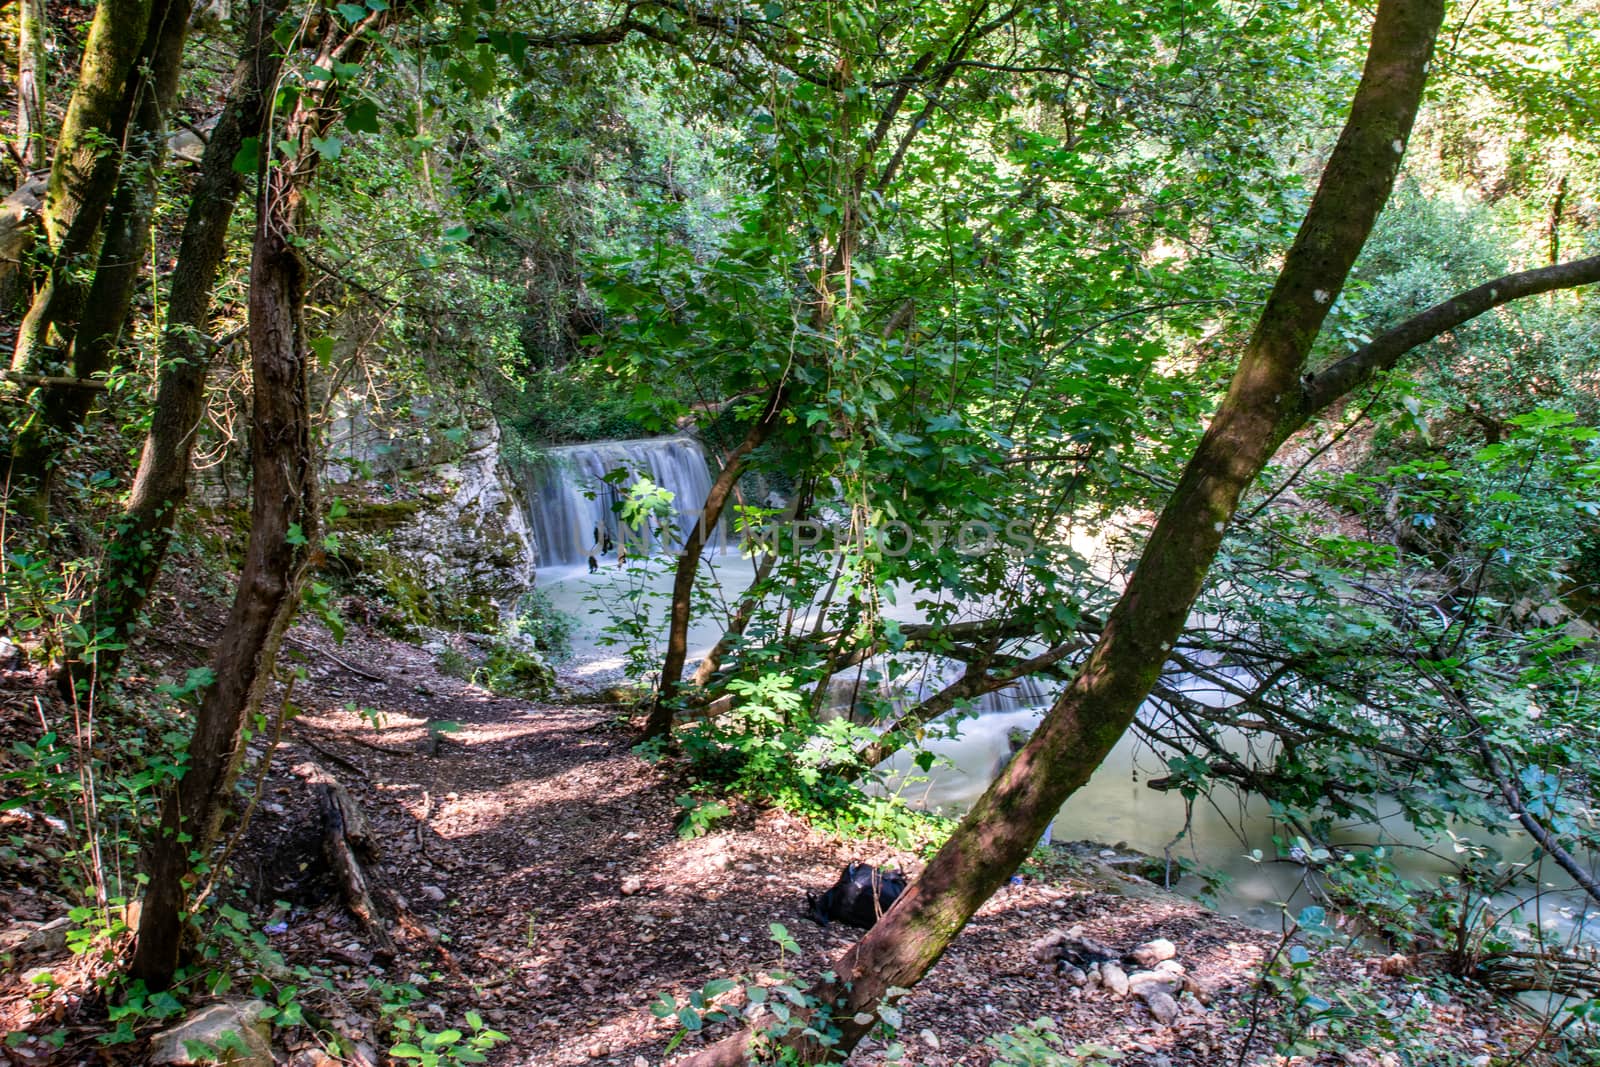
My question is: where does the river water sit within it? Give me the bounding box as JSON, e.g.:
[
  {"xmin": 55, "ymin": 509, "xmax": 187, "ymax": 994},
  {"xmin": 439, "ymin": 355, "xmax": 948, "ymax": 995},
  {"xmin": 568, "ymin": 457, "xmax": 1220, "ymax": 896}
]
[{"xmin": 523, "ymin": 436, "xmax": 1598, "ymax": 944}]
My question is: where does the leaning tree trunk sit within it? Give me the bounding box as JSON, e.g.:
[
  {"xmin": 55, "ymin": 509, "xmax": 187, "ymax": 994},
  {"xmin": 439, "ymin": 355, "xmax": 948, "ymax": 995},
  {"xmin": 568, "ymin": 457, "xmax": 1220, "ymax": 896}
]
[
  {"xmin": 674, "ymin": 1, "xmax": 1449, "ymax": 1060},
  {"xmin": 644, "ymin": 19, "xmax": 963, "ymax": 739},
  {"xmin": 128, "ymin": 3, "xmax": 405, "ymax": 989},
  {"xmin": 687, "ymin": 490, "xmax": 806, "ymax": 688},
  {"xmin": 58, "ymin": 0, "xmax": 288, "ymax": 702},
  {"xmin": 643, "ymin": 397, "xmax": 785, "ymax": 736},
  {"xmin": 9, "ymin": 0, "xmax": 196, "ymax": 511},
  {"xmin": 10, "ymin": 0, "xmax": 153, "ymax": 375}
]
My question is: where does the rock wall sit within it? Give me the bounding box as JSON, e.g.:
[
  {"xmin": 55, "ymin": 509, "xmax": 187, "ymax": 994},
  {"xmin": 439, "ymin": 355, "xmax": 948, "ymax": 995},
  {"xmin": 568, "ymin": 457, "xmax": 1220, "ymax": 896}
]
[
  {"xmin": 324, "ymin": 405, "xmax": 538, "ymax": 630},
  {"xmin": 194, "ymin": 385, "xmax": 539, "ymax": 632}
]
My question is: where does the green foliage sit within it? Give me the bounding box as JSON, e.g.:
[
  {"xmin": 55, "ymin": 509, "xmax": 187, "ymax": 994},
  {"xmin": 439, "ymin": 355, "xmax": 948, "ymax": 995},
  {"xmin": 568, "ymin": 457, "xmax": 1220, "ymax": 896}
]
[
  {"xmin": 648, "ymin": 926, "xmax": 913, "ymax": 1062},
  {"xmin": 477, "ymin": 641, "xmax": 555, "ymax": 699},
  {"xmin": 372, "ymin": 981, "xmax": 509, "ymax": 1066},
  {"xmin": 510, "ymin": 588, "xmax": 576, "ymax": 664},
  {"xmin": 986, "ymin": 1018, "xmax": 1123, "ymax": 1067}
]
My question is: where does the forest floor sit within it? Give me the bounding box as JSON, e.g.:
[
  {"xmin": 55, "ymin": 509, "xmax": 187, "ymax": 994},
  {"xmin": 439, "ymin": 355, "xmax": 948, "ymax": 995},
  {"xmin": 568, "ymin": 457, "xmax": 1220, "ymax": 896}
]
[{"xmin": 0, "ymin": 611, "xmax": 1565, "ymax": 1067}]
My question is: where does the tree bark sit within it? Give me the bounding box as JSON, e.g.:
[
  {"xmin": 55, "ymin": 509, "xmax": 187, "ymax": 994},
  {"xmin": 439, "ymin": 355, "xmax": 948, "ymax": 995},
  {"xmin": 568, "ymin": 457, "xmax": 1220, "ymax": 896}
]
[
  {"xmin": 129, "ymin": 134, "xmax": 321, "ymax": 990},
  {"xmin": 642, "ymin": 397, "xmax": 784, "ymax": 736},
  {"xmin": 15, "ymin": 0, "xmax": 47, "ymax": 172},
  {"xmin": 11, "ymin": 0, "xmax": 153, "ymax": 374},
  {"xmin": 58, "ymin": 0, "xmax": 290, "ymax": 701},
  {"xmin": 129, "ymin": 2, "xmax": 402, "ymax": 986},
  {"xmin": 8, "ymin": 0, "xmax": 196, "ymax": 508},
  {"xmin": 673, "ymin": 2, "xmax": 1449, "ymax": 1060}
]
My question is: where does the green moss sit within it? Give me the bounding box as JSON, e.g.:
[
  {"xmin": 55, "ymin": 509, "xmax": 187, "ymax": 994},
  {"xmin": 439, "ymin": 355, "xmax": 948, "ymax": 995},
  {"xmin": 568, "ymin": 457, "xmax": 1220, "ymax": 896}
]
[
  {"xmin": 479, "ymin": 642, "xmax": 555, "ymax": 699},
  {"xmin": 322, "ymin": 536, "xmax": 495, "ymax": 636},
  {"xmin": 338, "ymin": 498, "xmax": 424, "ymax": 533}
]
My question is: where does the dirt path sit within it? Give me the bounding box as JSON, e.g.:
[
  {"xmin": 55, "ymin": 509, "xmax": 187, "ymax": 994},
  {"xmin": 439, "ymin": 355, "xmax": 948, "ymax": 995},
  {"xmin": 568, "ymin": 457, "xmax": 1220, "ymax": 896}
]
[{"xmin": 0, "ymin": 620, "xmax": 1555, "ymax": 1066}]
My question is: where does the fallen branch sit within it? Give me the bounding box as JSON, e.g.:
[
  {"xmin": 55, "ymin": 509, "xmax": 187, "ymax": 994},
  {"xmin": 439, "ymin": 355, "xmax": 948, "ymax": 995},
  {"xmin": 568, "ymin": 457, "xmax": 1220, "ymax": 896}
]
[
  {"xmin": 284, "ymin": 634, "xmax": 389, "ymax": 682},
  {"xmin": 1, "ymin": 370, "xmax": 109, "ymax": 391}
]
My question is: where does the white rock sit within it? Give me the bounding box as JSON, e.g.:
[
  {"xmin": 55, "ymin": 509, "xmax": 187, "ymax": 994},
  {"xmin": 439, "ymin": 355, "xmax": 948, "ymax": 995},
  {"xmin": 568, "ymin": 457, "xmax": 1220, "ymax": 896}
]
[
  {"xmin": 1127, "ymin": 970, "xmax": 1182, "ymax": 997},
  {"xmin": 0, "ymin": 917, "xmax": 69, "ymax": 957},
  {"xmin": 1126, "ymin": 937, "xmax": 1177, "ymax": 968},
  {"xmin": 620, "ymin": 876, "xmax": 644, "ymax": 896},
  {"xmin": 419, "ymin": 885, "xmax": 446, "ymax": 902},
  {"xmin": 1100, "ymin": 961, "xmax": 1130, "ymax": 997},
  {"xmin": 148, "ymin": 1000, "xmax": 273, "ymax": 1067}
]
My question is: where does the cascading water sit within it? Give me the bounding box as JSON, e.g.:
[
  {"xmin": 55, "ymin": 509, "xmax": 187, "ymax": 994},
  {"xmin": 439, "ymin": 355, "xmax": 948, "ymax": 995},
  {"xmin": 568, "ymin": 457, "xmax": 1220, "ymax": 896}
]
[
  {"xmin": 823, "ymin": 656, "xmax": 1056, "ymax": 722},
  {"xmin": 521, "ymin": 436, "xmax": 726, "ymax": 567}
]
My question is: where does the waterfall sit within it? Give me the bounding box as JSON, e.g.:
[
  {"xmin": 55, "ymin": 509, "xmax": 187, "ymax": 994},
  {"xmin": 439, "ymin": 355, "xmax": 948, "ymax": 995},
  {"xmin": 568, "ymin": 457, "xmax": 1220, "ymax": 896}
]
[{"xmin": 521, "ymin": 436, "xmax": 726, "ymax": 567}]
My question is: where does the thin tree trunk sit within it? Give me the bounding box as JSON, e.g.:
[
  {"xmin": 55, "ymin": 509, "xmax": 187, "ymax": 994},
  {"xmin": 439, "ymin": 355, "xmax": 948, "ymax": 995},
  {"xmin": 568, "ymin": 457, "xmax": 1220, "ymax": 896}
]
[
  {"xmin": 129, "ymin": 128, "xmax": 321, "ymax": 992},
  {"xmin": 643, "ymin": 398, "xmax": 784, "ymax": 736},
  {"xmin": 16, "ymin": 0, "xmax": 46, "ymax": 172},
  {"xmin": 688, "ymin": 489, "xmax": 807, "ymax": 688},
  {"xmin": 9, "ymin": 0, "xmax": 195, "ymax": 508},
  {"xmin": 129, "ymin": 3, "xmax": 403, "ymax": 986},
  {"xmin": 644, "ymin": 13, "xmax": 987, "ymax": 739},
  {"xmin": 58, "ymin": 0, "xmax": 290, "ymax": 701},
  {"xmin": 674, "ymin": 2, "xmax": 1448, "ymax": 1060}
]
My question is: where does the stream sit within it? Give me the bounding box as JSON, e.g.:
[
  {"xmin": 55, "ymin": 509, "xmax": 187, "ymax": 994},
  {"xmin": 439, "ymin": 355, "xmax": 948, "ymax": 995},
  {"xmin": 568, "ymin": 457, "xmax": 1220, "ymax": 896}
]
[{"xmin": 522, "ymin": 436, "xmax": 1599, "ymax": 945}]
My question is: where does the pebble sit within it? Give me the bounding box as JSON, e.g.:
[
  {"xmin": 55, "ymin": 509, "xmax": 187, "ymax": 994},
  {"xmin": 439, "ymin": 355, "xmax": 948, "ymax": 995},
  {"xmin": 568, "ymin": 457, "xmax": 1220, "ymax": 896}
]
[
  {"xmin": 620, "ymin": 876, "xmax": 644, "ymax": 896},
  {"xmin": 419, "ymin": 885, "xmax": 446, "ymax": 902},
  {"xmin": 1100, "ymin": 961, "xmax": 1130, "ymax": 997}
]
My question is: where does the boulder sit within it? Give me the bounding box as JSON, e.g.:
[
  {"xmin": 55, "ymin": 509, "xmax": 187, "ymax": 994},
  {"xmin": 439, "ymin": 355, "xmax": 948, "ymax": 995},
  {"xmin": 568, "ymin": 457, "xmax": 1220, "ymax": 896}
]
[
  {"xmin": 1141, "ymin": 989, "xmax": 1181, "ymax": 1025},
  {"xmin": 1125, "ymin": 937, "xmax": 1177, "ymax": 968},
  {"xmin": 1100, "ymin": 961, "xmax": 1130, "ymax": 997},
  {"xmin": 148, "ymin": 1000, "xmax": 273, "ymax": 1066},
  {"xmin": 0, "ymin": 917, "xmax": 69, "ymax": 958},
  {"xmin": 1126, "ymin": 970, "xmax": 1183, "ymax": 998}
]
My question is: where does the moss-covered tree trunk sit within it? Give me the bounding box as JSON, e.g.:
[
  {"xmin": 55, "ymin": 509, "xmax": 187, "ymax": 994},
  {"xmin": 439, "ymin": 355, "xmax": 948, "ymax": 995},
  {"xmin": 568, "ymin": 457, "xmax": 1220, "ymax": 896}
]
[
  {"xmin": 58, "ymin": 0, "xmax": 290, "ymax": 701},
  {"xmin": 9, "ymin": 0, "xmax": 195, "ymax": 511},
  {"xmin": 15, "ymin": 0, "xmax": 47, "ymax": 172},
  {"xmin": 10, "ymin": 0, "xmax": 153, "ymax": 374},
  {"xmin": 674, "ymin": 1, "xmax": 1448, "ymax": 1061}
]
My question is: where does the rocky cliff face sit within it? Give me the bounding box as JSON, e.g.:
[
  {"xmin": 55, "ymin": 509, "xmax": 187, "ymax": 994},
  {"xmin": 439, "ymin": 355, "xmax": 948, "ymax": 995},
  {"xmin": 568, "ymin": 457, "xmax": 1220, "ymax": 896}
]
[{"xmin": 324, "ymin": 404, "xmax": 538, "ymax": 630}]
